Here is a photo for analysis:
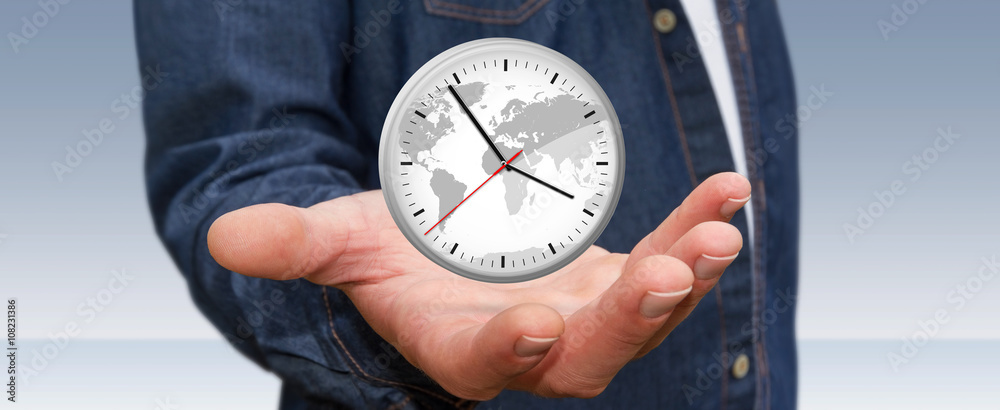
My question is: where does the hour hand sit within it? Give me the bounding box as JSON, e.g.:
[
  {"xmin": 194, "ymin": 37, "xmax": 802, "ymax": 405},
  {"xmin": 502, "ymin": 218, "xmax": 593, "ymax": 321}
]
[
  {"xmin": 447, "ymin": 85, "xmax": 507, "ymax": 163},
  {"xmin": 505, "ymin": 162, "xmax": 575, "ymax": 200}
]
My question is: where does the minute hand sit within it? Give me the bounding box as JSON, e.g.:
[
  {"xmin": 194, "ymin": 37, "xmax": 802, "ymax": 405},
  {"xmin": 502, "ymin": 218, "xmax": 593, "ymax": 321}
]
[
  {"xmin": 505, "ymin": 163, "xmax": 575, "ymax": 200},
  {"xmin": 447, "ymin": 85, "xmax": 506, "ymax": 163}
]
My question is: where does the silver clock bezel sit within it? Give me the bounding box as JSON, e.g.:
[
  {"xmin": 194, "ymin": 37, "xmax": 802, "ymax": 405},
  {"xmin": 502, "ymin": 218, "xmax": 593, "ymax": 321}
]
[{"xmin": 378, "ymin": 38, "xmax": 626, "ymax": 283}]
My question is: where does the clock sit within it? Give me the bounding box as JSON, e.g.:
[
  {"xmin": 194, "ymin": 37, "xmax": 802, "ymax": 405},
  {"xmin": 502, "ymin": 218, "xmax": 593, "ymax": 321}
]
[{"xmin": 379, "ymin": 38, "xmax": 625, "ymax": 283}]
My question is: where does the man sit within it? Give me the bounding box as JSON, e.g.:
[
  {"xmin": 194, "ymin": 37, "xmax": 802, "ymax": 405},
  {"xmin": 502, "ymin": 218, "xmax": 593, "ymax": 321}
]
[{"xmin": 136, "ymin": 1, "xmax": 798, "ymax": 408}]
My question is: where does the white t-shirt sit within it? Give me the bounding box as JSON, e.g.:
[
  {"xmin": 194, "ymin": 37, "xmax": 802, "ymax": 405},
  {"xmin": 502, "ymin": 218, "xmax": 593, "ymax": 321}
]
[{"xmin": 677, "ymin": 0, "xmax": 755, "ymax": 243}]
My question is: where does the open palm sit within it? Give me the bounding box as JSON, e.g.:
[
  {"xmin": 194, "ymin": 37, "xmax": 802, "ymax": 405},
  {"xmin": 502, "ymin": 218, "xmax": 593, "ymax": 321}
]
[{"xmin": 207, "ymin": 173, "xmax": 750, "ymax": 400}]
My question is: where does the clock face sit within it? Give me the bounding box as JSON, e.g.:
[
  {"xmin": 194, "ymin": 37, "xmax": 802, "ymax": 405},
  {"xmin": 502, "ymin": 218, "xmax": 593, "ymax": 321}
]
[{"xmin": 379, "ymin": 38, "xmax": 625, "ymax": 283}]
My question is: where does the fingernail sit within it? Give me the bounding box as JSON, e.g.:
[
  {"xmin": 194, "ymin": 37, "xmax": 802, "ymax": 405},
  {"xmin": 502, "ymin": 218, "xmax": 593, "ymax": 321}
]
[
  {"xmin": 694, "ymin": 252, "xmax": 740, "ymax": 280},
  {"xmin": 720, "ymin": 195, "xmax": 751, "ymax": 219},
  {"xmin": 514, "ymin": 335, "xmax": 559, "ymax": 357},
  {"xmin": 639, "ymin": 286, "xmax": 692, "ymax": 319}
]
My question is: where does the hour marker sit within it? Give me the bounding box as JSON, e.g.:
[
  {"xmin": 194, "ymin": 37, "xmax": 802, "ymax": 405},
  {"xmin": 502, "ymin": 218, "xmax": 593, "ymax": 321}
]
[
  {"xmin": 504, "ymin": 59, "xmax": 508, "ymax": 71},
  {"xmin": 452, "ymin": 73, "xmax": 461, "ymax": 84},
  {"xmin": 450, "ymin": 243, "xmax": 458, "ymax": 254},
  {"xmin": 584, "ymin": 110, "xmax": 596, "ymax": 119},
  {"xmin": 413, "ymin": 208, "xmax": 425, "ymax": 217},
  {"xmin": 400, "ymin": 161, "xmax": 412, "ymax": 166},
  {"xmin": 550, "ymin": 73, "xmax": 559, "ymax": 84},
  {"xmin": 596, "ymin": 161, "xmax": 609, "ymax": 166},
  {"xmin": 414, "ymin": 110, "xmax": 426, "ymax": 118},
  {"xmin": 501, "ymin": 256, "xmax": 505, "ymax": 268},
  {"xmin": 548, "ymin": 243, "xmax": 556, "ymax": 254},
  {"xmin": 583, "ymin": 209, "xmax": 594, "ymax": 217}
]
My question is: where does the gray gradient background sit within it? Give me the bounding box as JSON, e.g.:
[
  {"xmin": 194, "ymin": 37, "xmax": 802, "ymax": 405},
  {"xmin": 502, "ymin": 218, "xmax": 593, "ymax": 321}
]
[{"xmin": 1, "ymin": 0, "xmax": 997, "ymax": 408}]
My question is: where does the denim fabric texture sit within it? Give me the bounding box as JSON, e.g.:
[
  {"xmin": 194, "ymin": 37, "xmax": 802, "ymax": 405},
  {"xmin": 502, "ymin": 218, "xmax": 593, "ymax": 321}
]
[{"xmin": 135, "ymin": 0, "xmax": 798, "ymax": 408}]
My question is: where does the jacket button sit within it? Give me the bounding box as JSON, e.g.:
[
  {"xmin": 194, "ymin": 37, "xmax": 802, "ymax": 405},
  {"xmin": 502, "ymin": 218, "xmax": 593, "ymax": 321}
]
[
  {"xmin": 653, "ymin": 9, "xmax": 677, "ymax": 33},
  {"xmin": 732, "ymin": 353, "xmax": 750, "ymax": 379}
]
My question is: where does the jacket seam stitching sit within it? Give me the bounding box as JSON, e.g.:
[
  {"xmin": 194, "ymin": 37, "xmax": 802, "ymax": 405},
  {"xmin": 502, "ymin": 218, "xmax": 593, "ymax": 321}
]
[
  {"xmin": 423, "ymin": 0, "xmax": 549, "ymax": 24},
  {"xmin": 426, "ymin": 0, "xmax": 541, "ymax": 16},
  {"xmin": 642, "ymin": 0, "xmax": 698, "ymax": 189},
  {"xmin": 717, "ymin": 1, "xmax": 770, "ymax": 408}
]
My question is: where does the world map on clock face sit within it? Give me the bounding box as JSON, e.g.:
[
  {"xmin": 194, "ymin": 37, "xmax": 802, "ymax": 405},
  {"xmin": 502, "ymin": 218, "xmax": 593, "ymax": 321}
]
[{"xmin": 397, "ymin": 79, "xmax": 612, "ymax": 261}]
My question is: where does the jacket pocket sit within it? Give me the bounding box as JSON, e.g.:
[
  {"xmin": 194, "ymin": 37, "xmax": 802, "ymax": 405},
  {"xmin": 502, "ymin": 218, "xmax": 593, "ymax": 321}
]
[{"xmin": 422, "ymin": 0, "xmax": 550, "ymax": 25}]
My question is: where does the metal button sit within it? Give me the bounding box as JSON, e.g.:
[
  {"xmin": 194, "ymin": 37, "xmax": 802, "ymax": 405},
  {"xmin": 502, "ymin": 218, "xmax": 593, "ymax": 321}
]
[
  {"xmin": 653, "ymin": 9, "xmax": 677, "ymax": 33},
  {"xmin": 732, "ymin": 353, "xmax": 750, "ymax": 379}
]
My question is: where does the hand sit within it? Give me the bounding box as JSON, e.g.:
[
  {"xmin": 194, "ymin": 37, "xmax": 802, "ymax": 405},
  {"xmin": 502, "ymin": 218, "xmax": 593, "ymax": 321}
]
[{"xmin": 207, "ymin": 173, "xmax": 750, "ymax": 400}]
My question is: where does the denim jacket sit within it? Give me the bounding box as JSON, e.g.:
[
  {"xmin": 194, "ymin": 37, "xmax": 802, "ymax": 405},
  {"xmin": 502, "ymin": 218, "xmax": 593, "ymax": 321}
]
[{"xmin": 136, "ymin": 0, "xmax": 798, "ymax": 408}]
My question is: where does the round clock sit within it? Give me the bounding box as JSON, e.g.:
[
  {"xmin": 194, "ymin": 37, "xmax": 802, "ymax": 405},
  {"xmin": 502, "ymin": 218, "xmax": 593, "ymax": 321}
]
[{"xmin": 379, "ymin": 38, "xmax": 625, "ymax": 283}]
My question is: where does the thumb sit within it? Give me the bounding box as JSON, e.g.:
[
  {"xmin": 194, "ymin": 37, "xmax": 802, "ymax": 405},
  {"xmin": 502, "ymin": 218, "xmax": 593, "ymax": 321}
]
[
  {"xmin": 424, "ymin": 303, "xmax": 565, "ymax": 400},
  {"xmin": 207, "ymin": 199, "xmax": 360, "ymax": 282}
]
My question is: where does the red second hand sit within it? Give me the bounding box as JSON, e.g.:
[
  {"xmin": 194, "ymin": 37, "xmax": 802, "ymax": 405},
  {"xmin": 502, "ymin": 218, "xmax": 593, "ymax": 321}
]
[{"xmin": 424, "ymin": 150, "xmax": 523, "ymax": 235}]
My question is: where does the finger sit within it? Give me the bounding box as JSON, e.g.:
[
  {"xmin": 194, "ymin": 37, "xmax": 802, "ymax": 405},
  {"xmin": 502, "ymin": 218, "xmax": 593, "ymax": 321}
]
[
  {"xmin": 636, "ymin": 221, "xmax": 743, "ymax": 357},
  {"xmin": 207, "ymin": 193, "xmax": 374, "ymax": 282},
  {"xmin": 624, "ymin": 172, "xmax": 750, "ymax": 273},
  {"xmin": 526, "ymin": 255, "xmax": 694, "ymax": 398},
  {"xmin": 418, "ymin": 303, "xmax": 564, "ymax": 400}
]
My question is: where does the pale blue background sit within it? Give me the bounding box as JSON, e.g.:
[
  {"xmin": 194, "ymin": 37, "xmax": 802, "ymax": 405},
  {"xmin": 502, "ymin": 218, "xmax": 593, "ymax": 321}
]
[{"xmin": 1, "ymin": 1, "xmax": 997, "ymax": 408}]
